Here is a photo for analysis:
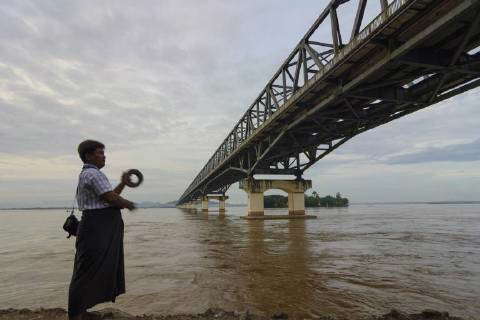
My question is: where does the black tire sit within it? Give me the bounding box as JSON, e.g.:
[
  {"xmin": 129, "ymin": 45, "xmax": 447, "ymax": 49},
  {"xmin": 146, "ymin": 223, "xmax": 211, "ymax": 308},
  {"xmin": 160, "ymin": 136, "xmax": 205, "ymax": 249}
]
[{"xmin": 125, "ymin": 169, "xmax": 143, "ymax": 188}]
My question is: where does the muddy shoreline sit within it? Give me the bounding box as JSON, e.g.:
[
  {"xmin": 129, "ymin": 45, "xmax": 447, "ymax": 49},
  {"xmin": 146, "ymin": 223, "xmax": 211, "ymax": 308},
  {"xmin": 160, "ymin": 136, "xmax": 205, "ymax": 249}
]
[{"xmin": 0, "ymin": 308, "xmax": 468, "ymax": 320}]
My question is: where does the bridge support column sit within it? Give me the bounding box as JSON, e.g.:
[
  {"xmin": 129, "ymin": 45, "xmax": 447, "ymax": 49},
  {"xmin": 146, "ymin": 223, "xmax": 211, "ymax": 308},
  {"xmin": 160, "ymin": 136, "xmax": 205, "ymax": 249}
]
[
  {"xmin": 239, "ymin": 180, "xmax": 265, "ymax": 217},
  {"xmin": 288, "ymin": 192, "xmax": 307, "ymax": 215},
  {"xmin": 244, "ymin": 191, "xmax": 264, "ymax": 217},
  {"xmin": 219, "ymin": 204, "xmax": 225, "ymax": 216},
  {"xmin": 239, "ymin": 178, "xmax": 314, "ymax": 219},
  {"xmin": 204, "ymin": 195, "xmax": 229, "ymax": 215},
  {"xmin": 201, "ymin": 197, "xmax": 209, "ymax": 212},
  {"xmin": 218, "ymin": 196, "xmax": 227, "ymax": 214}
]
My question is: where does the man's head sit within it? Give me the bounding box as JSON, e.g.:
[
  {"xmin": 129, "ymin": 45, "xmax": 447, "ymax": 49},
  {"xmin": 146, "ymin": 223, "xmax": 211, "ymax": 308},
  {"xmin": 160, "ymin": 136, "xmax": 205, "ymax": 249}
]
[{"xmin": 78, "ymin": 140, "xmax": 106, "ymax": 168}]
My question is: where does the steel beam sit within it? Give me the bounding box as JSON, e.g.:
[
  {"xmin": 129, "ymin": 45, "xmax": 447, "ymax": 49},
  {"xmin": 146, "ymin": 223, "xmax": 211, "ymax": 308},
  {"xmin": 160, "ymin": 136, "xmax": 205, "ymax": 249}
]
[{"xmin": 178, "ymin": 0, "xmax": 480, "ymax": 204}]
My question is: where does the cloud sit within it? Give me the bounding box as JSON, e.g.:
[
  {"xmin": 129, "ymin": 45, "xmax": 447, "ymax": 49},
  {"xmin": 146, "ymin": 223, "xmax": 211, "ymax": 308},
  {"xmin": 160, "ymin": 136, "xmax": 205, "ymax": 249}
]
[{"xmin": 386, "ymin": 139, "xmax": 480, "ymax": 164}]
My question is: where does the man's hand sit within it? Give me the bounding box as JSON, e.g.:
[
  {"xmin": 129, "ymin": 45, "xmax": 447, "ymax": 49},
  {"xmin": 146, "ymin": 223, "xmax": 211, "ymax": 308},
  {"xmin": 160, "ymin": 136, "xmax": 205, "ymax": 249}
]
[
  {"xmin": 101, "ymin": 191, "xmax": 136, "ymax": 211},
  {"xmin": 124, "ymin": 199, "xmax": 136, "ymax": 211}
]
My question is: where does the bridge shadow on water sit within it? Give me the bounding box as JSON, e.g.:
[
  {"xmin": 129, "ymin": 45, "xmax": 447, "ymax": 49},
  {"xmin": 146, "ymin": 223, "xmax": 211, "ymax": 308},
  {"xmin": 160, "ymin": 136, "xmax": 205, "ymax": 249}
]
[
  {"xmin": 177, "ymin": 208, "xmax": 344, "ymax": 318},
  {"xmin": 242, "ymin": 219, "xmax": 315, "ymax": 317}
]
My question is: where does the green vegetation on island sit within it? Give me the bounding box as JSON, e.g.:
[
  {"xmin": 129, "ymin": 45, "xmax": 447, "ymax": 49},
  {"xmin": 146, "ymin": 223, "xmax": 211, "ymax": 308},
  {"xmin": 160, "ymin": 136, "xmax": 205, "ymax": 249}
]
[
  {"xmin": 264, "ymin": 191, "xmax": 349, "ymax": 208},
  {"xmin": 263, "ymin": 195, "xmax": 288, "ymax": 208}
]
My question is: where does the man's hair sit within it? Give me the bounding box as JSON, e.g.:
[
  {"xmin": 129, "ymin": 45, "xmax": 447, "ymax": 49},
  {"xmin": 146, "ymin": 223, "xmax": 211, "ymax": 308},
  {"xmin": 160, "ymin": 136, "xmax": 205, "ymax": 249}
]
[{"xmin": 78, "ymin": 140, "xmax": 105, "ymax": 163}]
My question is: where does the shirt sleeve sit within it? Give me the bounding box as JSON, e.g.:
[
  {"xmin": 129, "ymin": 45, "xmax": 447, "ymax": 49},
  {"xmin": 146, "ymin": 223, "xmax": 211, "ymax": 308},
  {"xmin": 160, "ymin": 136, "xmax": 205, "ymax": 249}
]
[{"xmin": 88, "ymin": 170, "xmax": 113, "ymax": 196}]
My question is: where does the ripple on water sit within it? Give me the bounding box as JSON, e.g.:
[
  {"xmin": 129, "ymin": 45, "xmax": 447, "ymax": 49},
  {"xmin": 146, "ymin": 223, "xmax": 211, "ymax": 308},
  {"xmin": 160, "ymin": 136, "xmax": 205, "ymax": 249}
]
[{"xmin": 0, "ymin": 205, "xmax": 479, "ymax": 319}]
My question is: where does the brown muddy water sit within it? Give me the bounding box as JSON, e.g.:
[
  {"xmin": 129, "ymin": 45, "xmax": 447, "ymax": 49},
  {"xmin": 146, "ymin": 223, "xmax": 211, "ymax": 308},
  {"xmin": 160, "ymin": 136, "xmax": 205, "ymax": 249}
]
[{"xmin": 0, "ymin": 204, "xmax": 479, "ymax": 319}]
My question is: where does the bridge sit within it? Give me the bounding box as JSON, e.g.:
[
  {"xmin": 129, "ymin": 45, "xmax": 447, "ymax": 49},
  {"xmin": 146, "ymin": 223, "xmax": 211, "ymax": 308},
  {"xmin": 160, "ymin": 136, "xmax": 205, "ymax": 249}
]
[{"xmin": 177, "ymin": 0, "xmax": 480, "ymax": 217}]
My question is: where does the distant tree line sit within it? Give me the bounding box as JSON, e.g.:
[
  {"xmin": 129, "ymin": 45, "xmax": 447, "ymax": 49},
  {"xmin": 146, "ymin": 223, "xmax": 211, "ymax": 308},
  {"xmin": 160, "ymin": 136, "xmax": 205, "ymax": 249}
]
[
  {"xmin": 306, "ymin": 191, "xmax": 349, "ymax": 207},
  {"xmin": 264, "ymin": 195, "xmax": 288, "ymax": 208},
  {"xmin": 264, "ymin": 192, "xmax": 349, "ymax": 208}
]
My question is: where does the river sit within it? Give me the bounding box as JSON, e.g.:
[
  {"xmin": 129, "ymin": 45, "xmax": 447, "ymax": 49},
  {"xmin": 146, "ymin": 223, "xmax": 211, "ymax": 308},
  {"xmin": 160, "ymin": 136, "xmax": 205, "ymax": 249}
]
[{"xmin": 0, "ymin": 204, "xmax": 479, "ymax": 319}]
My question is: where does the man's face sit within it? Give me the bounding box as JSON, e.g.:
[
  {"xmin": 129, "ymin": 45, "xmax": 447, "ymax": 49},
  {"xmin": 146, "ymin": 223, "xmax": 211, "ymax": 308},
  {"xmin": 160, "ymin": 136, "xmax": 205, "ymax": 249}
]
[{"xmin": 86, "ymin": 148, "xmax": 106, "ymax": 169}]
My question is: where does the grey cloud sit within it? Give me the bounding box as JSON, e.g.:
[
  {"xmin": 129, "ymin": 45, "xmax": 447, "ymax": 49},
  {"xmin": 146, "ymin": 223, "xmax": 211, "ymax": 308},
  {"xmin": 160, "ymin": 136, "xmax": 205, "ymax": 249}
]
[
  {"xmin": 0, "ymin": 90, "xmax": 182, "ymax": 156},
  {"xmin": 386, "ymin": 139, "xmax": 480, "ymax": 164}
]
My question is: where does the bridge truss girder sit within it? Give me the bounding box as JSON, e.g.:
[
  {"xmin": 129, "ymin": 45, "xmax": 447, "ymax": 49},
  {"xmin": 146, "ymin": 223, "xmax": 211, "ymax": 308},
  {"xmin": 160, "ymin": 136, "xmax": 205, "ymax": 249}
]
[{"xmin": 178, "ymin": 0, "xmax": 480, "ymax": 204}]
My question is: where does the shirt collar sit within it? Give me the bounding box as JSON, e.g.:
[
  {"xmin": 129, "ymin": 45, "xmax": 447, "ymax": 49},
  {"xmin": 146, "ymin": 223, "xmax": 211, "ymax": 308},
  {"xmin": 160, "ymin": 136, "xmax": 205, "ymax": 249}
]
[{"xmin": 82, "ymin": 163, "xmax": 99, "ymax": 170}]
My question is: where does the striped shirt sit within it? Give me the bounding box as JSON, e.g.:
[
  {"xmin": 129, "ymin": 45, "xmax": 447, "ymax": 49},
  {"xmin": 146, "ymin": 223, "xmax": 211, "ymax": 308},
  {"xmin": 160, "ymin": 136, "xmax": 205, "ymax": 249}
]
[{"xmin": 76, "ymin": 164, "xmax": 113, "ymax": 211}]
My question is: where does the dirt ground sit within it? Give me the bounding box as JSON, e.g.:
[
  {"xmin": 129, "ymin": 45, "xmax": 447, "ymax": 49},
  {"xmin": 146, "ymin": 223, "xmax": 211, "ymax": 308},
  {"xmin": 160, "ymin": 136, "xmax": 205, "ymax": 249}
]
[{"xmin": 0, "ymin": 308, "xmax": 468, "ymax": 320}]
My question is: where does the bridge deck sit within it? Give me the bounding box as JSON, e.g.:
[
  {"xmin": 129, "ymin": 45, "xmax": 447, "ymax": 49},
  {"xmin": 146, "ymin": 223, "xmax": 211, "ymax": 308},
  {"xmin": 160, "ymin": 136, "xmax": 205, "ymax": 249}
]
[{"xmin": 179, "ymin": 0, "xmax": 480, "ymax": 204}]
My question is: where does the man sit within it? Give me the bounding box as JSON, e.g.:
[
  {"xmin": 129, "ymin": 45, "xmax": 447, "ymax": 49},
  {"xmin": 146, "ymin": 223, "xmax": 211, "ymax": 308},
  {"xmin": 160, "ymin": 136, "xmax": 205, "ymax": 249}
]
[{"xmin": 68, "ymin": 140, "xmax": 136, "ymax": 320}]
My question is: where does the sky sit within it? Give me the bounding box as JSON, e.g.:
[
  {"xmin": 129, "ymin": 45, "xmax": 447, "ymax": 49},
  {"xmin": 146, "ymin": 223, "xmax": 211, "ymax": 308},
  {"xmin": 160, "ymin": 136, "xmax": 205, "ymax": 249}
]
[{"xmin": 0, "ymin": 0, "xmax": 479, "ymax": 208}]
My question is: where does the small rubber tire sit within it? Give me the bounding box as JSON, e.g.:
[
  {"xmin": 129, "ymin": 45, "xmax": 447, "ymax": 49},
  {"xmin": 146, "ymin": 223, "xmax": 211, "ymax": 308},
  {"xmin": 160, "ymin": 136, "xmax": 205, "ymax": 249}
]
[{"xmin": 125, "ymin": 169, "xmax": 143, "ymax": 188}]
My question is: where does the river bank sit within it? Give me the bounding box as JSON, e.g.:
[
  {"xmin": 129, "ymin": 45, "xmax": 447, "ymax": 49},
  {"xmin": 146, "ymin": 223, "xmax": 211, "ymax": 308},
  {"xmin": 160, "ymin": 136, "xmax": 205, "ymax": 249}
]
[{"xmin": 0, "ymin": 307, "xmax": 467, "ymax": 320}]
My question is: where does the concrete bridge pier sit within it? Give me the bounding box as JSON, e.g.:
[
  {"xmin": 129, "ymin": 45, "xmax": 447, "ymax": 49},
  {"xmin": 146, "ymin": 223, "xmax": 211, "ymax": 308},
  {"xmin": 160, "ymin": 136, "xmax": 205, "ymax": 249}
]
[
  {"xmin": 200, "ymin": 195, "xmax": 229, "ymax": 214},
  {"xmin": 245, "ymin": 191, "xmax": 264, "ymax": 217},
  {"xmin": 210, "ymin": 195, "xmax": 229, "ymax": 215},
  {"xmin": 188, "ymin": 201, "xmax": 198, "ymax": 210},
  {"xmin": 195, "ymin": 199, "xmax": 202, "ymax": 210},
  {"xmin": 201, "ymin": 197, "xmax": 209, "ymax": 212},
  {"xmin": 239, "ymin": 178, "xmax": 315, "ymax": 219},
  {"xmin": 288, "ymin": 192, "xmax": 308, "ymax": 216},
  {"xmin": 218, "ymin": 196, "xmax": 228, "ymax": 214}
]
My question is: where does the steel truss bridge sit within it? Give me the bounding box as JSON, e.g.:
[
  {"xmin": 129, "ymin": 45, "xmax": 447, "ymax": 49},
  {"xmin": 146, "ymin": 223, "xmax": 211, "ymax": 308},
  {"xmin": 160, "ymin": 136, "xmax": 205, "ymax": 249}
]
[{"xmin": 178, "ymin": 0, "xmax": 480, "ymax": 204}]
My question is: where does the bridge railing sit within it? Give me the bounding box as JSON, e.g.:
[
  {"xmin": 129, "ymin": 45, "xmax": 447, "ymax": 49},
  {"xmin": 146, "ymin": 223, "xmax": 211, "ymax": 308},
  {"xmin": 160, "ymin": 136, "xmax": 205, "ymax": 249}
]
[{"xmin": 180, "ymin": 0, "xmax": 412, "ymax": 202}]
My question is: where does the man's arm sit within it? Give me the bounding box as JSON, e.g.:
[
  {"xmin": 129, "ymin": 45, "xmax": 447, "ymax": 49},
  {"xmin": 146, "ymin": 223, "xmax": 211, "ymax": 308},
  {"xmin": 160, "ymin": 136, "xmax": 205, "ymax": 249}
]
[
  {"xmin": 113, "ymin": 172, "xmax": 129, "ymax": 195},
  {"xmin": 88, "ymin": 170, "xmax": 135, "ymax": 210},
  {"xmin": 101, "ymin": 191, "xmax": 136, "ymax": 210},
  {"xmin": 113, "ymin": 182, "xmax": 126, "ymax": 195}
]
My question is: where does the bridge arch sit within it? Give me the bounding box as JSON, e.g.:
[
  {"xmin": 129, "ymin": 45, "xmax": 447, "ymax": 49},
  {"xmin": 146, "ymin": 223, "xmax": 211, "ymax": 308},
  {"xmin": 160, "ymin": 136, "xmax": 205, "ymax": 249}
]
[{"xmin": 239, "ymin": 179, "xmax": 312, "ymax": 217}]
